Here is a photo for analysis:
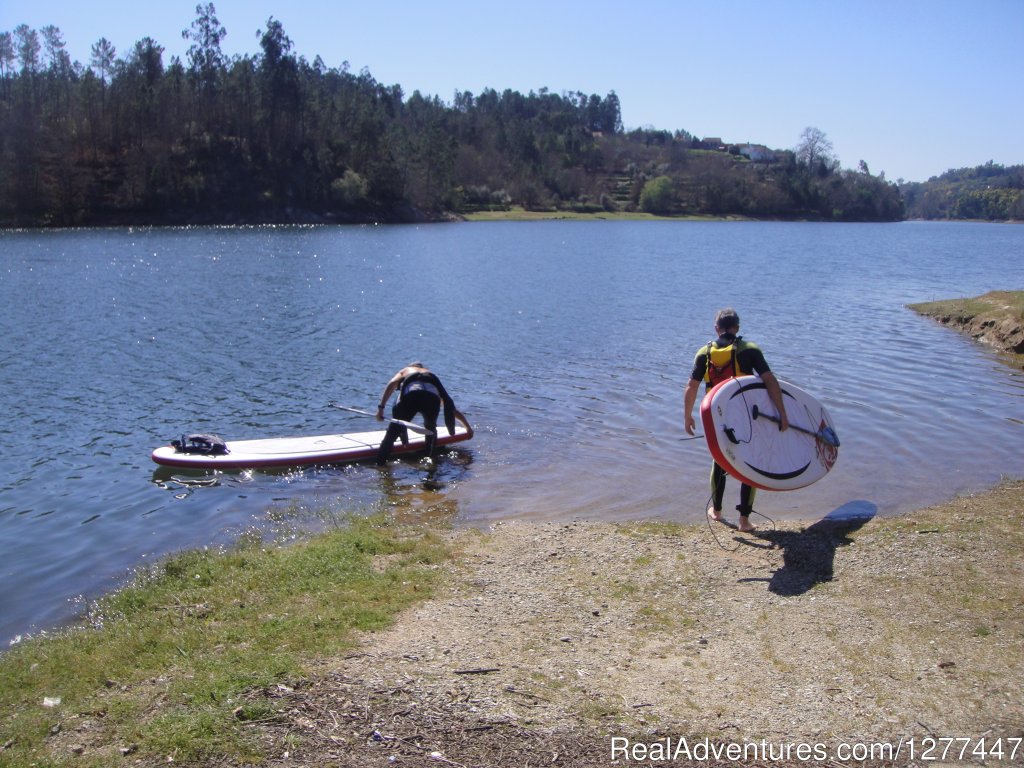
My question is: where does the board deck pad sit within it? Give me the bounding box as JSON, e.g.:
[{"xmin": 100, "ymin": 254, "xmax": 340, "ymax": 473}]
[
  {"xmin": 700, "ymin": 376, "xmax": 838, "ymax": 491},
  {"xmin": 152, "ymin": 424, "xmax": 472, "ymax": 470}
]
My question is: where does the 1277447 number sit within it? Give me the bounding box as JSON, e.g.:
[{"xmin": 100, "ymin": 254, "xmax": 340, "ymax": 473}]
[{"xmin": 906, "ymin": 736, "xmax": 1022, "ymax": 762}]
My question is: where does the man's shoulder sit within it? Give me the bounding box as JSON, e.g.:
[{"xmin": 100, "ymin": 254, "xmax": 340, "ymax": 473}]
[{"xmin": 702, "ymin": 337, "xmax": 754, "ymax": 351}]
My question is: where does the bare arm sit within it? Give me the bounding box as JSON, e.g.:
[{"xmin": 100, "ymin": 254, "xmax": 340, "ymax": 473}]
[
  {"xmin": 683, "ymin": 378, "xmax": 701, "ymax": 435},
  {"xmin": 760, "ymin": 371, "xmax": 789, "ymax": 431},
  {"xmin": 375, "ymin": 369, "xmax": 408, "ymax": 420}
]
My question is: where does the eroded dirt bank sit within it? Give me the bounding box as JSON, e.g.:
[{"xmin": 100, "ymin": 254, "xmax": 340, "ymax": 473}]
[{"xmin": 909, "ymin": 290, "xmax": 1024, "ymax": 366}]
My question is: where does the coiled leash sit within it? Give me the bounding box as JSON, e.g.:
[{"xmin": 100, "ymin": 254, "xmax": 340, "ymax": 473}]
[{"xmin": 703, "ymin": 493, "xmax": 777, "ymax": 552}]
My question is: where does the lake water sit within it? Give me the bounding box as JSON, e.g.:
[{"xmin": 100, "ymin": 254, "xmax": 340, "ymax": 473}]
[{"xmin": 1, "ymin": 221, "xmax": 1022, "ymax": 646}]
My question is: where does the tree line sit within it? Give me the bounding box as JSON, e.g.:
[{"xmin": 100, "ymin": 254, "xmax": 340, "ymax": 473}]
[
  {"xmin": 901, "ymin": 162, "xmax": 1024, "ymax": 221},
  {"xmin": 1, "ymin": 5, "xmax": 910, "ymax": 227}
]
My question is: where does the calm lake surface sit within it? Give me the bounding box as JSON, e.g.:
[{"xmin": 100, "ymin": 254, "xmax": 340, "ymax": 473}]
[{"xmin": 1, "ymin": 221, "xmax": 1022, "ymax": 646}]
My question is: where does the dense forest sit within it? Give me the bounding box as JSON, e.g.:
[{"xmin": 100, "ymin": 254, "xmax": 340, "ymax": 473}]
[
  {"xmin": 901, "ymin": 162, "xmax": 1024, "ymax": 221},
  {"xmin": 1, "ymin": 5, "xmax": 1011, "ymax": 227}
]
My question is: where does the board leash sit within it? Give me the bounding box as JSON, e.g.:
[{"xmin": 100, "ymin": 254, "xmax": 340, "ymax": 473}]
[
  {"xmin": 704, "ymin": 494, "xmax": 741, "ymax": 552},
  {"xmin": 703, "ymin": 494, "xmax": 778, "ymax": 552}
]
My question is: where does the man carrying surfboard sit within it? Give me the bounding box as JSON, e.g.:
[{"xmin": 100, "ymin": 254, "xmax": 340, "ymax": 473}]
[
  {"xmin": 375, "ymin": 363, "xmax": 468, "ymax": 465},
  {"xmin": 683, "ymin": 309, "xmax": 789, "ymax": 532}
]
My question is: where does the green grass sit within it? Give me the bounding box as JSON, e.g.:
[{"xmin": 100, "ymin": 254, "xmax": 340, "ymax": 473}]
[
  {"xmin": 0, "ymin": 515, "xmax": 452, "ymax": 766},
  {"xmin": 460, "ymin": 206, "xmax": 737, "ymax": 222},
  {"xmin": 908, "ymin": 290, "xmax": 1024, "ymax": 368},
  {"xmin": 908, "ymin": 290, "xmax": 1024, "ymax": 321}
]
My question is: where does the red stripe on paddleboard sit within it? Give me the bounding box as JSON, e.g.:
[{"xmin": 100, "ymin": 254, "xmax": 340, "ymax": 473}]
[{"xmin": 699, "ymin": 379, "xmax": 776, "ymax": 491}]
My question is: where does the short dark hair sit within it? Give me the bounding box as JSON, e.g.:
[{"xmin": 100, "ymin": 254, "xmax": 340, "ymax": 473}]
[{"xmin": 714, "ymin": 308, "xmax": 740, "ymax": 331}]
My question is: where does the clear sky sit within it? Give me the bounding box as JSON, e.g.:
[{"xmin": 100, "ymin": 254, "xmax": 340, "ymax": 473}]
[{"xmin": 2, "ymin": 0, "xmax": 1021, "ymax": 183}]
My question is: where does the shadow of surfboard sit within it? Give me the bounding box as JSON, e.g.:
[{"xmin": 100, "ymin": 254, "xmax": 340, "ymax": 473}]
[{"xmin": 740, "ymin": 500, "xmax": 877, "ymax": 596}]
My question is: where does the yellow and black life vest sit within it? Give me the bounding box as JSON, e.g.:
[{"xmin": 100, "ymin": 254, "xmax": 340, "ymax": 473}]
[{"xmin": 702, "ymin": 338, "xmax": 748, "ymax": 386}]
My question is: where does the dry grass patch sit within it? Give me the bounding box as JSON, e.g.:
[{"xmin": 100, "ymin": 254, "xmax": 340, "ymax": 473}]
[{"xmin": 909, "ymin": 289, "xmax": 1024, "ymax": 365}]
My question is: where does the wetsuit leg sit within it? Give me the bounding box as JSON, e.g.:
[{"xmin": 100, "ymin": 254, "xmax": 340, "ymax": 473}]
[
  {"xmin": 377, "ymin": 422, "xmax": 404, "ymax": 465},
  {"xmin": 736, "ymin": 484, "xmax": 757, "ymax": 518},
  {"xmin": 391, "ymin": 401, "xmax": 414, "ymax": 446},
  {"xmin": 401, "ymin": 391, "xmax": 440, "ymax": 456},
  {"xmin": 421, "ymin": 402, "xmax": 440, "ymax": 456},
  {"xmin": 378, "ymin": 391, "xmax": 440, "ymax": 464},
  {"xmin": 710, "ymin": 462, "xmax": 728, "ymax": 511}
]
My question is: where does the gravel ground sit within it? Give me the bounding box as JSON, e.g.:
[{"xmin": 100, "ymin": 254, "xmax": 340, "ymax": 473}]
[{"xmin": 239, "ymin": 480, "xmax": 1024, "ymax": 767}]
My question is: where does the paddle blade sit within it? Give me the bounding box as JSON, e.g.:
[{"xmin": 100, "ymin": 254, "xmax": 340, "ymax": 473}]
[{"xmin": 820, "ymin": 426, "xmax": 840, "ymax": 448}]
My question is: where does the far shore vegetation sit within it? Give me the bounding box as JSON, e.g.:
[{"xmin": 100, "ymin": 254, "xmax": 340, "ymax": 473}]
[
  {"xmin": 460, "ymin": 207, "xmax": 750, "ymax": 222},
  {"xmin": 2, "ymin": 7, "xmax": 1021, "ymax": 229}
]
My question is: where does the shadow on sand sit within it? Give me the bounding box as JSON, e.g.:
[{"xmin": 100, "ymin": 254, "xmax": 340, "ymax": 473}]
[{"xmin": 736, "ymin": 500, "xmax": 878, "ymax": 596}]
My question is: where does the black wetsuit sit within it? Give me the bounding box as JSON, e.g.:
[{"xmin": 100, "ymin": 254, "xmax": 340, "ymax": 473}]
[
  {"xmin": 690, "ymin": 333, "xmax": 772, "ymax": 517},
  {"xmin": 377, "ymin": 371, "xmax": 456, "ymax": 464}
]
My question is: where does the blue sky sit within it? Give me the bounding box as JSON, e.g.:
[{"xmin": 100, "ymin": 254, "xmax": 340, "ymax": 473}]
[{"xmin": 2, "ymin": 0, "xmax": 1021, "ymax": 182}]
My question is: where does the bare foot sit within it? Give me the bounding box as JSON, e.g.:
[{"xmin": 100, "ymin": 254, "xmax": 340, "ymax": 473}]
[
  {"xmin": 737, "ymin": 517, "xmax": 756, "ymax": 532},
  {"xmin": 707, "ymin": 505, "xmax": 723, "ymax": 522}
]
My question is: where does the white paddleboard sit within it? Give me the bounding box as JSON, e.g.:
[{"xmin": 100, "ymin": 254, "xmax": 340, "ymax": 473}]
[
  {"xmin": 700, "ymin": 376, "xmax": 839, "ymax": 491},
  {"xmin": 151, "ymin": 423, "xmax": 473, "ymax": 470}
]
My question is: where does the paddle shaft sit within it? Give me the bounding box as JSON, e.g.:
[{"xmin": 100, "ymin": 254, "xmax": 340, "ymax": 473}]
[
  {"xmin": 328, "ymin": 404, "xmax": 433, "ymax": 435},
  {"xmin": 751, "ymin": 405, "xmax": 840, "ymax": 447}
]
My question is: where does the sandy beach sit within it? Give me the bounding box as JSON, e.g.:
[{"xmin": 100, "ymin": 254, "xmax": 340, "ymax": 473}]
[{"xmin": 200, "ymin": 480, "xmax": 1024, "ymax": 767}]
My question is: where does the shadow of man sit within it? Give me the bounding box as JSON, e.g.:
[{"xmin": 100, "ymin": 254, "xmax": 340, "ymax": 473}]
[{"xmin": 747, "ymin": 501, "xmax": 877, "ymax": 596}]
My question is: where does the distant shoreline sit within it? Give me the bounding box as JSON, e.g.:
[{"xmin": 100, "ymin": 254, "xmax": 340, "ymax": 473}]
[
  {"xmin": 459, "ymin": 207, "xmax": 750, "ymax": 222},
  {"xmin": 4, "ymin": 211, "xmax": 1021, "ymax": 230}
]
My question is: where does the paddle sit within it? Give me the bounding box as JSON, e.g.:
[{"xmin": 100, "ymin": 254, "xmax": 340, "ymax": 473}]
[
  {"xmin": 751, "ymin": 405, "xmax": 840, "ymax": 448},
  {"xmin": 328, "ymin": 403, "xmax": 434, "ymax": 435}
]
